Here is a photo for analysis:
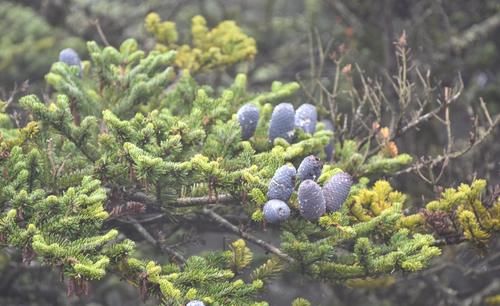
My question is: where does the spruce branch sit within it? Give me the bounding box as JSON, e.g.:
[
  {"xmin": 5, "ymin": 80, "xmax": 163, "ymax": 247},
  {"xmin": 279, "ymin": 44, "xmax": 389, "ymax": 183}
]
[
  {"xmin": 2, "ymin": 10, "xmax": 499, "ymax": 304},
  {"xmin": 176, "ymin": 194, "xmax": 234, "ymax": 206},
  {"xmin": 450, "ymin": 11, "xmax": 500, "ymax": 51},
  {"xmin": 127, "ymin": 191, "xmax": 234, "ymax": 207}
]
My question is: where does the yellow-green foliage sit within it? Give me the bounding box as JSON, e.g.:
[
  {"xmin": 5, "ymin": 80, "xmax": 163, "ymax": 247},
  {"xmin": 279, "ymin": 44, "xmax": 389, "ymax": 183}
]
[
  {"xmin": 2, "ymin": 11, "xmax": 498, "ymax": 304},
  {"xmin": 229, "ymin": 239, "xmax": 253, "ymax": 272},
  {"xmin": 486, "ymin": 294, "xmax": 500, "ymax": 306},
  {"xmin": 145, "ymin": 13, "xmax": 257, "ymax": 72},
  {"xmin": 117, "ymin": 252, "xmax": 267, "ymax": 305},
  {"xmin": 281, "ymin": 180, "xmax": 442, "ymax": 281},
  {"xmin": 398, "ymin": 213, "xmax": 425, "ymax": 229},
  {"xmin": 292, "ymin": 298, "xmax": 312, "ymax": 306},
  {"xmin": 2, "ymin": 32, "xmax": 335, "ymax": 303},
  {"xmin": 250, "ymin": 257, "xmax": 283, "ymax": 281},
  {"xmin": 345, "ymin": 180, "xmax": 406, "ymax": 222},
  {"xmin": 425, "ymin": 180, "xmax": 499, "ymax": 247}
]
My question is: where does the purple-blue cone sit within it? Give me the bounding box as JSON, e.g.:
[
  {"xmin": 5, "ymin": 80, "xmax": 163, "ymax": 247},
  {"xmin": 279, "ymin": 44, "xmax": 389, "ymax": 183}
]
[
  {"xmin": 267, "ymin": 164, "xmax": 296, "ymax": 201},
  {"xmin": 59, "ymin": 48, "xmax": 82, "ymax": 76},
  {"xmin": 297, "ymin": 155, "xmax": 323, "ymax": 182},
  {"xmin": 268, "ymin": 103, "xmax": 295, "ymax": 143},
  {"xmin": 237, "ymin": 103, "xmax": 259, "ymax": 140},
  {"xmin": 322, "ymin": 172, "xmax": 352, "ymax": 212},
  {"xmin": 322, "ymin": 119, "xmax": 334, "ymax": 162},
  {"xmin": 298, "ymin": 179, "xmax": 326, "ymax": 221},
  {"xmin": 186, "ymin": 301, "xmax": 205, "ymax": 306},
  {"xmin": 295, "ymin": 103, "xmax": 317, "ymax": 134},
  {"xmin": 263, "ymin": 199, "xmax": 291, "ymax": 223},
  {"xmin": 59, "ymin": 48, "xmax": 81, "ymax": 67}
]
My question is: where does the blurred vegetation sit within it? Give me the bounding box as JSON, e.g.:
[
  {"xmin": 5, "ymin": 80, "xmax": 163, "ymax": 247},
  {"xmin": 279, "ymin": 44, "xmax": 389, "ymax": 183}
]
[{"xmin": 0, "ymin": 3, "xmax": 85, "ymax": 87}]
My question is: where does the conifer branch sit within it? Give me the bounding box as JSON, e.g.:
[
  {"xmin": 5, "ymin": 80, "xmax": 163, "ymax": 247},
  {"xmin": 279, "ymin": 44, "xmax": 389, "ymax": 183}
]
[
  {"xmin": 450, "ymin": 11, "xmax": 500, "ymax": 51},
  {"xmin": 128, "ymin": 191, "xmax": 234, "ymax": 206},
  {"xmin": 1, "ymin": 9, "xmax": 499, "ymax": 304},
  {"xmin": 176, "ymin": 194, "xmax": 234, "ymax": 206}
]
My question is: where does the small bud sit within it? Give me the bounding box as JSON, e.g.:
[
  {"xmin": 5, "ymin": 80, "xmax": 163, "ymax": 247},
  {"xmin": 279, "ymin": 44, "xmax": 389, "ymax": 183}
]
[
  {"xmin": 341, "ymin": 64, "xmax": 352, "ymax": 75},
  {"xmin": 237, "ymin": 103, "xmax": 259, "ymax": 140},
  {"xmin": 263, "ymin": 199, "xmax": 291, "ymax": 223},
  {"xmin": 398, "ymin": 31, "xmax": 407, "ymax": 47},
  {"xmin": 294, "ymin": 103, "xmax": 317, "ymax": 134},
  {"xmin": 383, "ymin": 141, "xmax": 398, "ymax": 157},
  {"xmin": 269, "ymin": 103, "xmax": 295, "ymax": 143},
  {"xmin": 378, "ymin": 127, "xmax": 390, "ymax": 140},
  {"xmin": 298, "ymin": 180, "xmax": 326, "ymax": 221},
  {"xmin": 297, "ymin": 155, "xmax": 323, "ymax": 182},
  {"xmin": 322, "ymin": 172, "xmax": 352, "ymax": 212}
]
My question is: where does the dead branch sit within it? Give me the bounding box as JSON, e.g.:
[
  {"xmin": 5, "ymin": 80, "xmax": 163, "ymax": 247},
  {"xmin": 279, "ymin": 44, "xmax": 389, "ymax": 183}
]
[
  {"xmin": 90, "ymin": 19, "xmax": 111, "ymax": 47},
  {"xmin": 395, "ymin": 112, "xmax": 499, "ymax": 177},
  {"xmin": 122, "ymin": 216, "xmax": 186, "ymax": 264},
  {"xmin": 202, "ymin": 207, "xmax": 295, "ymax": 263}
]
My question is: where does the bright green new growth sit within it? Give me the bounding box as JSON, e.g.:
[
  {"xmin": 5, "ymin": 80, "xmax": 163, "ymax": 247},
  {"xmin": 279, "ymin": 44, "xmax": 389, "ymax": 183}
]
[{"xmin": 1, "ymin": 11, "xmax": 498, "ymax": 305}]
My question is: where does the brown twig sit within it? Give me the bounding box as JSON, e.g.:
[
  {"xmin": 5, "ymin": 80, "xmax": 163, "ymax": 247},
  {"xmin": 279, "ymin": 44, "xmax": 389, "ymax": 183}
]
[
  {"xmin": 395, "ymin": 113, "xmax": 499, "ymax": 177},
  {"xmin": 123, "ymin": 216, "xmax": 186, "ymax": 264},
  {"xmin": 91, "ymin": 19, "xmax": 111, "ymax": 47},
  {"xmin": 1, "ymin": 80, "xmax": 29, "ymax": 109},
  {"xmin": 202, "ymin": 207, "xmax": 295, "ymax": 263}
]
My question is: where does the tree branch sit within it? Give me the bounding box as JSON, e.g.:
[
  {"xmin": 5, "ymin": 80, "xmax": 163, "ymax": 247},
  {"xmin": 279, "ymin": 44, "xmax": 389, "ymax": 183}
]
[
  {"xmin": 128, "ymin": 191, "xmax": 234, "ymax": 207},
  {"xmin": 450, "ymin": 12, "xmax": 500, "ymax": 51},
  {"xmin": 123, "ymin": 216, "xmax": 186, "ymax": 264},
  {"xmin": 395, "ymin": 113, "xmax": 499, "ymax": 176},
  {"xmin": 202, "ymin": 207, "xmax": 295, "ymax": 264}
]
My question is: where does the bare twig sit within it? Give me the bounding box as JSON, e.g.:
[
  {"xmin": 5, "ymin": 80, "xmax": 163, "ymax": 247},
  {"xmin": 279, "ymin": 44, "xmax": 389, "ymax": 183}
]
[
  {"xmin": 480, "ymin": 97, "xmax": 493, "ymax": 126},
  {"xmin": 91, "ymin": 19, "xmax": 111, "ymax": 47},
  {"xmin": 202, "ymin": 207, "xmax": 295, "ymax": 263},
  {"xmin": 395, "ymin": 113, "xmax": 499, "ymax": 176},
  {"xmin": 124, "ymin": 216, "xmax": 186, "ymax": 264},
  {"xmin": 459, "ymin": 279, "xmax": 500, "ymax": 306},
  {"xmin": 1, "ymin": 80, "xmax": 29, "ymax": 109}
]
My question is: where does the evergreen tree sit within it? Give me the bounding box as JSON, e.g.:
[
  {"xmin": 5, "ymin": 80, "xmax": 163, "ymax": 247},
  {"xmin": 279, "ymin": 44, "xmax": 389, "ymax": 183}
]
[{"xmin": 1, "ymin": 10, "xmax": 498, "ymax": 306}]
